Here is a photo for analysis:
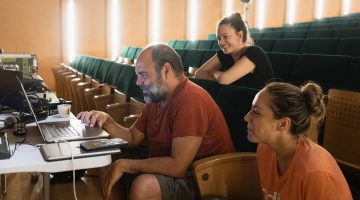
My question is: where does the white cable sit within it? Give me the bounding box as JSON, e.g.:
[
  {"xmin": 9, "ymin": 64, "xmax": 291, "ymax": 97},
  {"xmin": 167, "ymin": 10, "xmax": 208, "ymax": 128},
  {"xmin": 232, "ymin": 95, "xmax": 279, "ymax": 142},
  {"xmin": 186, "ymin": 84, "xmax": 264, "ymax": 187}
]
[{"xmin": 58, "ymin": 140, "xmax": 78, "ymax": 200}]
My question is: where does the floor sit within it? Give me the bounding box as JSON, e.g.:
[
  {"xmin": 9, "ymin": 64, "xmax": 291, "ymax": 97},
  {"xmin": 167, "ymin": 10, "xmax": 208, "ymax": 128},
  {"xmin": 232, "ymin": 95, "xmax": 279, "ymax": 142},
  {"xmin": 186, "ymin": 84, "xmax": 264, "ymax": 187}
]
[
  {"xmin": 1, "ymin": 169, "xmax": 359, "ymax": 200},
  {"xmin": 1, "ymin": 170, "xmax": 103, "ymax": 200}
]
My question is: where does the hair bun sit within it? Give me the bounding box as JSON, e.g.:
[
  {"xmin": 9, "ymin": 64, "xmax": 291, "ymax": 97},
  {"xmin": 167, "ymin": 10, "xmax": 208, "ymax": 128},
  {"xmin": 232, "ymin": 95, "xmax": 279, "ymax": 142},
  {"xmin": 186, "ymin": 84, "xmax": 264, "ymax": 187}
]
[
  {"xmin": 229, "ymin": 12, "xmax": 242, "ymax": 20},
  {"xmin": 301, "ymin": 82, "xmax": 325, "ymax": 120}
]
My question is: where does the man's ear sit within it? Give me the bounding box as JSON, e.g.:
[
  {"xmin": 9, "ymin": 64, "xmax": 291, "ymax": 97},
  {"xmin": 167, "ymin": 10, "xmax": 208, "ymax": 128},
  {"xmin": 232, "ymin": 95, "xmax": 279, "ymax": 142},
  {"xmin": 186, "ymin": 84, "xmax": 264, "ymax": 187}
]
[
  {"xmin": 237, "ymin": 30, "xmax": 243, "ymax": 39},
  {"xmin": 162, "ymin": 62, "xmax": 171, "ymax": 76}
]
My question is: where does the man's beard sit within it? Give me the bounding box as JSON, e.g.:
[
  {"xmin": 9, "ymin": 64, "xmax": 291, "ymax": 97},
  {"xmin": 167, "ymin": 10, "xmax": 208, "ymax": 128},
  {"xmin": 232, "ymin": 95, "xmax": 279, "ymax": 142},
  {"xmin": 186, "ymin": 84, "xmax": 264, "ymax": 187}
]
[{"xmin": 140, "ymin": 76, "xmax": 168, "ymax": 103}]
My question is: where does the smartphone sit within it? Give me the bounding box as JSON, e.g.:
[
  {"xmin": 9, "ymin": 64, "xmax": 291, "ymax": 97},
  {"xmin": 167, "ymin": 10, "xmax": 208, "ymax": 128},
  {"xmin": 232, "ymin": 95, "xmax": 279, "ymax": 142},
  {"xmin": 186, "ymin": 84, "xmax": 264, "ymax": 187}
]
[{"xmin": 80, "ymin": 138, "xmax": 128, "ymax": 151}]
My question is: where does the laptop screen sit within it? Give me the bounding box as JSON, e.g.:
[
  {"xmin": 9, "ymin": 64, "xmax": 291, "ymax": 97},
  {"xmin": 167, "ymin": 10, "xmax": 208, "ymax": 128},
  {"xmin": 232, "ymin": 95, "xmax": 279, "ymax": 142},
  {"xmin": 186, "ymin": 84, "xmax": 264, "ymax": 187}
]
[{"xmin": 0, "ymin": 70, "xmax": 23, "ymax": 110}]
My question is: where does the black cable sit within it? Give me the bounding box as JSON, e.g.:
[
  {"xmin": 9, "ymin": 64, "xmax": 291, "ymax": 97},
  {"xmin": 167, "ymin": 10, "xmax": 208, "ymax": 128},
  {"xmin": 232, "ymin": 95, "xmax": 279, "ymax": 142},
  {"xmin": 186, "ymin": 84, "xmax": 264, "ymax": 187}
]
[{"xmin": 10, "ymin": 131, "xmax": 40, "ymax": 158}]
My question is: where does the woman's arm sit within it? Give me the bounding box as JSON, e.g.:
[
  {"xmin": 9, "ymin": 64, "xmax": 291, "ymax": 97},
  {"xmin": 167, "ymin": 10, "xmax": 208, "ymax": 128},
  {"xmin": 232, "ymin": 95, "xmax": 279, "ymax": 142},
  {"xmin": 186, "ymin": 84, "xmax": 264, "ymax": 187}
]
[
  {"xmin": 194, "ymin": 54, "xmax": 222, "ymax": 81},
  {"xmin": 214, "ymin": 56, "xmax": 255, "ymax": 85}
]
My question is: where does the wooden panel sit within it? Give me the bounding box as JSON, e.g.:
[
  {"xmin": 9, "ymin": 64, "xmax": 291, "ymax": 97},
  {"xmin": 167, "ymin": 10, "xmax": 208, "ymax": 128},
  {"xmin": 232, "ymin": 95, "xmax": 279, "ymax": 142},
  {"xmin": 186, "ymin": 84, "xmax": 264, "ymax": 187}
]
[
  {"xmin": 73, "ymin": 0, "xmax": 106, "ymax": 58},
  {"xmin": 349, "ymin": 0, "xmax": 360, "ymax": 14},
  {"xmin": 263, "ymin": 0, "xmax": 286, "ymax": 28},
  {"xmin": 187, "ymin": 0, "xmax": 222, "ymax": 40},
  {"xmin": 293, "ymin": 0, "xmax": 315, "ymax": 23},
  {"xmin": 0, "ymin": 0, "xmax": 61, "ymax": 91},
  {"xmin": 105, "ymin": 0, "xmax": 147, "ymax": 58},
  {"xmin": 322, "ymin": 0, "xmax": 341, "ymax": 18},
  {"xmin": 118, "ymin": 0, "xmax": 147, "ymax": 47},
  {"xmin": 155, "ymin": 0, "xmax": 186, "ymax": 43},
  {"xmin": 61, "ymin": 0, "xmax": 106, "ymax": 62}
]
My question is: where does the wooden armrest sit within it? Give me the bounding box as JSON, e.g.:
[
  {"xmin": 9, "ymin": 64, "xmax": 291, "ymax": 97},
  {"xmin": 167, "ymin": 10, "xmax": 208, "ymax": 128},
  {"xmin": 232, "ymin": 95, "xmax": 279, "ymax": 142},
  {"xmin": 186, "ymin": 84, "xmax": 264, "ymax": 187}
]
[
  {"xmin": 124, "ymin": 114, "xmax": 139, "ymax": 122},
  {"xmin": 106, "ymin": 102, "xmax": 130, "ymax": 111},
  {"xmin": 106, "ymin": 103, "xmax": 131, "ymax": 125},
  {"xmin": 77, "ymin": 82, "xmax": 92, "ymax": 88},
  {"xmin": 85, "ymin": 87, "xmax": 102, "ymax": 94},
  {"xmin": 93, "ymin": 94, "xmax": 114, "ymax": 111},
  {"xmin": 192, "ymin": 152, "xmax": 262, "ymax": 200},
  {"xmin": 123, "ymin": 114, "xmax": 139, "ymax": 128}
]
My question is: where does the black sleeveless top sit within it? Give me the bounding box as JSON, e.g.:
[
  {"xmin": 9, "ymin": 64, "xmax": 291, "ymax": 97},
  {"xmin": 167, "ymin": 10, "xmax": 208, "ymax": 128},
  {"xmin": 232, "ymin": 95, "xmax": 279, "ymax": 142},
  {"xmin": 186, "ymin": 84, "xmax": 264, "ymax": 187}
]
[{"xmin": 217, "ymin": 45, "xmax": 274, "ymax": 89}]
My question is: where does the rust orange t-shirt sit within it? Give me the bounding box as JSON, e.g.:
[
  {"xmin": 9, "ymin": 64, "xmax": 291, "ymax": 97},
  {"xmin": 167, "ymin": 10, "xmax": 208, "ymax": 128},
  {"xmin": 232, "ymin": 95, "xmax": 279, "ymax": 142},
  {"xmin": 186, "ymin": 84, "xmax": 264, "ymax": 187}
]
[
  {"xmin": 257, "ymin": 136, "xmax": 353, "ymax": 200},
  {"xmin": 135, "ymin": 77, "xmax": 235, "ymax": 159}
]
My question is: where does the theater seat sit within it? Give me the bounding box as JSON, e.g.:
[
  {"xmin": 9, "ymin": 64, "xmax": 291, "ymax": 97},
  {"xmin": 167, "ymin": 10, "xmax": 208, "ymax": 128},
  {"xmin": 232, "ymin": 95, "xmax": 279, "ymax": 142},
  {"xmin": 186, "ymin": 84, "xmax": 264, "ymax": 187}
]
[
  {"xmin": 106, "ymin": 97, "xmax": 145, "ymax": 127},
  {"xmin": 254, "ymin": 39, "xmax": 275, "ymax": 52},
  {"xmin": 192, "ymin": 152, "xmax": 262, "ymax": 200},
  {"xmin": 271, "ymin": 39, "xmax": 303, "ymax": 54},
  {"xmin": 215, "ymin": 85, "xmax": 259, "ymax": 152},
  {"xmin": 189, "ymin": 78, "xmax": 221, "ymax": 100},
  {"xmin": 266, "ymin": 52, "xmax": 298, "ymax": 81},
  {"xmin": 94, "ymin": 89, "xmax": 128, "ymax": 112},
  {"xmin": 290, "ymin": 54, "xmax": 353, "ymax": 92},
  {"xmin": 300, "ymin": 38, "xmax": 339, "ymax": 55},
  {"xmin": 336, "ymin": 38, "xmax": 360, "ymax": 57},
  {"xmin": 323, "ymin": 89, "xmax": 360, "ymax": 173}
]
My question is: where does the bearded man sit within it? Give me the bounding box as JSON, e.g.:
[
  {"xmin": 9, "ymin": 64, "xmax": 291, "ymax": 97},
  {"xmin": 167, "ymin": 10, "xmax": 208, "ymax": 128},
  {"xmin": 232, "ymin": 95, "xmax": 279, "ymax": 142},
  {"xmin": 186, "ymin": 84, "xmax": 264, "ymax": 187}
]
[{"xmin": 77, "ymin": 43, "xmax": 235, "ymax": 200}]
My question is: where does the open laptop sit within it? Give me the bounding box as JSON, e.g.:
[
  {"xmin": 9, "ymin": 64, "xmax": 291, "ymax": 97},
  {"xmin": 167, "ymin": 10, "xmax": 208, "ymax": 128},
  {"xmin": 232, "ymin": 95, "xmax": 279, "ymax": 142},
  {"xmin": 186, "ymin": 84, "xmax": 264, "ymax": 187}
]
[
  {"xmin": 0, "ymin": 70, "xmax": 23, "ymax": 110},
  {"xmin": 15, "ymin": 75, "xmax": 109, "ymax": 143}
]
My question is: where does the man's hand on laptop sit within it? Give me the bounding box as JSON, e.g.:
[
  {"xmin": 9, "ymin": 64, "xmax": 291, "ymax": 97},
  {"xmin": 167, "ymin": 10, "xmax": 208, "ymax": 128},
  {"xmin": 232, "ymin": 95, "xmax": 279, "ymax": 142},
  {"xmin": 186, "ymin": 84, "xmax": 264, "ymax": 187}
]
[{"xmin": 77, "ymin": 111, "xmax": 108, "ymax": 127}]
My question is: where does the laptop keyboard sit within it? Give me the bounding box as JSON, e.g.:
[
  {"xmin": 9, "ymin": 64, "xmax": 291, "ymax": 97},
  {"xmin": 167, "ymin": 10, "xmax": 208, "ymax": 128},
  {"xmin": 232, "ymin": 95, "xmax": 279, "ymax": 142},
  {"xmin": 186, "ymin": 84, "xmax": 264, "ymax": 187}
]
[{"xmin": 44, "ymin": 124, "xmax": 80, "ymax": 139}]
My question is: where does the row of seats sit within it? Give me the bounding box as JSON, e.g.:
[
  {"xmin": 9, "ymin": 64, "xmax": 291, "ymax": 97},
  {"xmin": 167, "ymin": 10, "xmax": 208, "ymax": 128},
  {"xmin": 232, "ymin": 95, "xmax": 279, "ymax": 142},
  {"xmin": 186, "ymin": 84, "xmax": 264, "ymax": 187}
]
[
  {"xmin": 255, "ymin": 37, "xmax": 360, "ymax": 57},
  {"xmin": 118, "ymin": 46, "xmax": 143, "ymax": 64},
  {"xmin": 168, "ymin": 39, "xmax": 219, "ymax": 50},
  {"xmin": 53, "ymin": 55, "xmax": 143, "ymax": 118},
  {"xmin": 114, "ymin": 44, "xmax": 360, "ymax": 93},
  {"xmin": 118, "ymin": 40, "xmax": 219, "ymax": 66},
  {"xmin": 254, "ymin": 21, "xmax": 360, "ymax": 33},
  {"xmin": 252, "ymin": 13, "xmax": 360, "ymax": 33},
  {"xmin": 118, "ymin": 46, "xmax": 218, "ymax": 74},
  {"xmin": 268, "ymin": 52, "xmax": 360, "ymax": 92},
  {"xmin": 252, "ymin": 28, "xmax": 360, "ymax": 39},
  {"xmin": 207, "ymin": 13, "xmax": 360, "ymax": 39}
]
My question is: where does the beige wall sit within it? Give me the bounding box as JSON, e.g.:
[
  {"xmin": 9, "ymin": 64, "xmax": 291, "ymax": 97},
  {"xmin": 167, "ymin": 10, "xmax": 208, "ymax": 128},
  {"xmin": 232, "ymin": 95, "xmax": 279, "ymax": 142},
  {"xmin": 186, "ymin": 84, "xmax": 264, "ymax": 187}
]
[
  {"xmin": 322, "ymin": 0, "xmax": 341, "ymax": 18},
  {"xmin": 187, "ymin": 0, "xmax": 222, "ymax": 40},
  {"xmin": 118, "ymin": 0, "xmax": 147, "ymax": 47},
  {"xmin": 349, "ymin": 0, "xmax": 360, "ymax": 14},
  {"xmin": 258, "ymin": 0, "xmax": 286, "ymax": 28},
  {"xmin": 149, "ymin": 0, "xmax": 186, "ymax": 43},
  {"xmin": 293, "ymin": 0, "xmax": 315, "ymax": 23},
  {"xmin": 0, "ymin": 0, "xmax": 61, "ymax": 90},
  {"xmin": 62, "ymin": 0, "xmax": 106, "ymax": 62}
]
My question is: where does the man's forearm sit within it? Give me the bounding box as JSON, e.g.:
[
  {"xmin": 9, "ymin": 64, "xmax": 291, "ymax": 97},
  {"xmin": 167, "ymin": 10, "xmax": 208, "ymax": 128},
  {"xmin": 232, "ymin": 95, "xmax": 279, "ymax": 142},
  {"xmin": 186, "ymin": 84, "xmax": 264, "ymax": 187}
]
[{"xmin": 102, "ymin": 117, "xmax": 137, "ymax": 146}]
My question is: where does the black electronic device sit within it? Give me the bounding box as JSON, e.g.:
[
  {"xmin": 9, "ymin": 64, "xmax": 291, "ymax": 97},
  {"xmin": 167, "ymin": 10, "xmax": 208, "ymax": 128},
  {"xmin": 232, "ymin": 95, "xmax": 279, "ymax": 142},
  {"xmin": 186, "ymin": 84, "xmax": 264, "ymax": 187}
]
[
  {"xmin": 0, "ymin": 132, "xmax": 11, "ymax": 159},
  {"xmin": 22, "ymin": 76, "xmax": 47, "ymax": 92},
  {"xmin": 0, "ymin": 70, "xmax": 23, "ymax": 111},
  {"xmin": 80, "ymin": 138, "xmax": 127, "ymax": 151}
]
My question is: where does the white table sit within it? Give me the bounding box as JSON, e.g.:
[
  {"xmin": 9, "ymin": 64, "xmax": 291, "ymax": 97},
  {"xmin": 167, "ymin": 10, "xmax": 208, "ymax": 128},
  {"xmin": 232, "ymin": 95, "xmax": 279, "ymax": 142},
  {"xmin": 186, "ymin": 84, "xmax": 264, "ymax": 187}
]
[{"xmin": 0, "ymin": 113, "xmax": 113, "ymax": 200}]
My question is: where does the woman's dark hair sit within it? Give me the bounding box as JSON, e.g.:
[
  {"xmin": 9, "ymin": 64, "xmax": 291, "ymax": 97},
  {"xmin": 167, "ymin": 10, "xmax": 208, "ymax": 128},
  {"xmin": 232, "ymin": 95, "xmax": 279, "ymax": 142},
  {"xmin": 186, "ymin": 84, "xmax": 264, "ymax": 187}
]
[
  {"xmin": 265, "ymin": 81, "xmax": 326, "ymax": 135},
  {"xmin": 218, "ymin": 12, "xmax": 250, "ymax": 43}
]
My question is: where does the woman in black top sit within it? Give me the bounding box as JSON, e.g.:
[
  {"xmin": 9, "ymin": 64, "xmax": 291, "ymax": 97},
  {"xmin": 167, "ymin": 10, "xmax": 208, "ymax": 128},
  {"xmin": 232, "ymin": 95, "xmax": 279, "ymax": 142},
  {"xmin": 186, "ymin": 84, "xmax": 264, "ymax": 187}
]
[{"xmin": 195, "ymin": 12, "xmax": 274, "ymax": 89}]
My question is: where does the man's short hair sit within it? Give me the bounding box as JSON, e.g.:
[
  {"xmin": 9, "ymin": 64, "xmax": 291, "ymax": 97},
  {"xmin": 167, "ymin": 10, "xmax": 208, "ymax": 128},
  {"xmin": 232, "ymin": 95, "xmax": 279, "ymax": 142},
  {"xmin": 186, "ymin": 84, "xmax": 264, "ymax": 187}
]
[{"xmin": 149, "ymin": 43, "xmax": 184, "ymax": 76}]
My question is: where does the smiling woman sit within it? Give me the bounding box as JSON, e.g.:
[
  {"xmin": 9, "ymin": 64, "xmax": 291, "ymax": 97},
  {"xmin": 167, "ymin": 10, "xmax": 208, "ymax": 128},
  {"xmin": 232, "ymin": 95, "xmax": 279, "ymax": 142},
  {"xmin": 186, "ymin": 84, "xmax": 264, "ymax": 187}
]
[{"xmin": 194, "ymin": 12, "xmax": 274, "ymax": 89}]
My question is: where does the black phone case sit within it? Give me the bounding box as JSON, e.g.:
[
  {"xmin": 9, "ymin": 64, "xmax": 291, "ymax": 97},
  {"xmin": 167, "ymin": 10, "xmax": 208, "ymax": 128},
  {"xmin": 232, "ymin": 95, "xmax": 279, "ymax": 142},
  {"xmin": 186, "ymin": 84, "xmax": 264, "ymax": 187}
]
[{"xmin": 80, "ymin": 139, "xmax": 127, "ymax": 151}]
